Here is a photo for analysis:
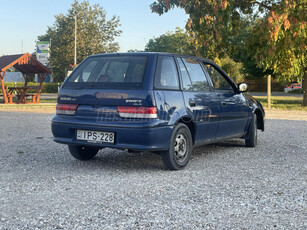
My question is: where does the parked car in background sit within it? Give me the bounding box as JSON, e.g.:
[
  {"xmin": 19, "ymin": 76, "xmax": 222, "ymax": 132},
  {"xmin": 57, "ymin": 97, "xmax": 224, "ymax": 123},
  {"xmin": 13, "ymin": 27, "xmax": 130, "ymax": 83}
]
[
  {"xmin": 52, "ymin": 52, "xmax": 265, "ymax": 170},
  {"xmin": 284, "ymin": 82, "xmax": 302, "ymax": 93}
]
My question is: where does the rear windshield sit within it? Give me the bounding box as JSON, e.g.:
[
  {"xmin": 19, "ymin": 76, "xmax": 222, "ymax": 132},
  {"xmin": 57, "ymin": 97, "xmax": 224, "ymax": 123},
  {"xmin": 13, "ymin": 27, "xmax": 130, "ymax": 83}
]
[{"xmin": 63, "ymin": 56, "xmax": 148, "ymax": 89}]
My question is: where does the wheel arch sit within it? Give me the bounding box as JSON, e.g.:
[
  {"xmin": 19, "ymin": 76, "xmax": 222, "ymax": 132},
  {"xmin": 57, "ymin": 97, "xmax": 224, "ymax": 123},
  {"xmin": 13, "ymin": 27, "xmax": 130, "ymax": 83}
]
[
  {"xmin": 175, "ymin": 116, "xmax": 196, "ymax": 144},
  {"xmin": 254, "ymin": 109, "xmax": 264, "ymax": 131}
]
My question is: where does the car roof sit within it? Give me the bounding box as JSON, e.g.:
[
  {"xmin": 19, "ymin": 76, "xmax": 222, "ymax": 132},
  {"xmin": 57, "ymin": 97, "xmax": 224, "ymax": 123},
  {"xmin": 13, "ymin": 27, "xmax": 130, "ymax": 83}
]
[{"xmin": 89, "ymin": 52, "xmax": 215, "ymax": 64}]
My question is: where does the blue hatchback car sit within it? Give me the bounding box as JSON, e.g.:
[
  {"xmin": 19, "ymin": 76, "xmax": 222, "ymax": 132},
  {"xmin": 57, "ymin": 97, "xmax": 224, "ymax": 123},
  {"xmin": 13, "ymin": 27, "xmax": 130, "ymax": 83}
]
[{"xmin": 52, "ymin": 52, "xmax": 265, "ymax": 170}]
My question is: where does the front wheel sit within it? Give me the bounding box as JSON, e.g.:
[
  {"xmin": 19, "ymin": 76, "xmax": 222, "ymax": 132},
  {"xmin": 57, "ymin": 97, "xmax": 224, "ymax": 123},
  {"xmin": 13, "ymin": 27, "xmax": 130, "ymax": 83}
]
[
  {"xmin": 68, "ymin": 145, "xmax": 100, "ymax": 160},
  {"xmin": 245, "ymin": 114, "xmax": 257, "ymax": 147},
  {"xmin": 160, "ymin": 123, "xmax": 193, "ymax": 170}
]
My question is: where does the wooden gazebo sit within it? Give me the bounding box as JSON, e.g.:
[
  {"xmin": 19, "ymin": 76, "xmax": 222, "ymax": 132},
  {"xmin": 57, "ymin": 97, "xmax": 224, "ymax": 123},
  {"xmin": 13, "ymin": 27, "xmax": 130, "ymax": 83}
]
[{"xmin": 0, "ymin": 53, "xmax": 52, "ymax": 104}]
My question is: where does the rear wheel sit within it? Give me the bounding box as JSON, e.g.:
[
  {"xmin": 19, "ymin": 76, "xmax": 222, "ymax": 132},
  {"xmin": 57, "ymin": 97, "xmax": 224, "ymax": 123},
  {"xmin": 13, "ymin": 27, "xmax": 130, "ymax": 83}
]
[
  {"xmin": 160, "ymin": 123, "xmax": 193, "ymax": 170},
  {"xmin": 68, "ymin": 145, "xmax": 99, "ymax": 160},
  {"xmin": 245, "ymin": 114, "xmax": 257, "ymax": 147}
]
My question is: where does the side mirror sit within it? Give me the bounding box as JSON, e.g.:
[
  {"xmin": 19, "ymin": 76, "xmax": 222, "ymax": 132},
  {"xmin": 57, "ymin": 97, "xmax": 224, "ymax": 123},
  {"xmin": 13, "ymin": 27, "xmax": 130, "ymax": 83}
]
[{"xmin": 238, "ymin": 83, "xmax": 248, "ymax": 92}]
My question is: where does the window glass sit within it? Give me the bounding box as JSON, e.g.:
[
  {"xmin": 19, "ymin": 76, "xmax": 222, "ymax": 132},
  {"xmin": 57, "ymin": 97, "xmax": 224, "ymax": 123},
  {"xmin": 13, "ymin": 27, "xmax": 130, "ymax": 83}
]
[
  {"xmin": 177, "ymin": 58, "xmax": 192, "ymax": 90},
  {"xmin": 64, "ymin": 56, "xmax": 147, "ymax": 89},
  {"xmin": 203, "ymin": 63, "xmax": 234, "ymax": 92},
  {"xmin": 73, "ymin": 60, "xmax": 98, "ymax": 82},
  {"xmin": 182, "ymin": 58, "xmax": 210, "ymax": 91},
  {"xmin": 105, "ymin": 61, "xmax": 129, "ymax": 82},
  {"xmin": 131, "ymin": 63, "xmax": 146, "ymax": 82},
  {"xmin": 154, "ymin": 56, "xmax": 179, "ymax": 90}
]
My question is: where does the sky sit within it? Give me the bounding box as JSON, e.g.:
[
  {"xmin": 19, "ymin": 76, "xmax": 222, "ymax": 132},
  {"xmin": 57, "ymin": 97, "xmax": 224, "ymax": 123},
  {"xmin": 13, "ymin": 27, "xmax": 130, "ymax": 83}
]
[{"xmin": 0, "ymin": 0, "xmax": 189, "ymax": 56}]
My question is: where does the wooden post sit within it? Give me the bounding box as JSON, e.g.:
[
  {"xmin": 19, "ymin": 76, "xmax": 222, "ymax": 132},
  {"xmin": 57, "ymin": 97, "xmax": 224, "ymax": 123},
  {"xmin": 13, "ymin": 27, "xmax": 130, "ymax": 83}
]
[
  {"xmin": 36, "ymin": 73, "xmax": 46, "ymax": 103},
  {"xmin": 267, "ymin": 75, "xmax": 271, "ymax": 109},
  {"xmin": 0, "ymin": 72, "xmax": 8, "ymax": 104},
  {"xmin": 302, "ymin": 70, "xmax": 307, "ymax": 107}
]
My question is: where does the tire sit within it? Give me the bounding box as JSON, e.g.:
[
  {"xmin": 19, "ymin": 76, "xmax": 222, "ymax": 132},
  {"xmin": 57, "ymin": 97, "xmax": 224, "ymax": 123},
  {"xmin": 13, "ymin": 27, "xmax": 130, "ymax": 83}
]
[
  {"xmin": 160, "ymin": 123, "xmax": 193, "ymax": 170},
  {"xmin": 68, "ymin": 145, "xmax": 99, "ymax": 161},
  {"xmin": 245, "ymin": 114, "xmax": 257, "ymax": 147}
]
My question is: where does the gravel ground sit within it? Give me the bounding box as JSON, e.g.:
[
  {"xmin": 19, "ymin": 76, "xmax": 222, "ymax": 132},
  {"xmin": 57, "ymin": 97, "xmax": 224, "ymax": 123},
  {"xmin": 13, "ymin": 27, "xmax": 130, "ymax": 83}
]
[{"xmin": 0, "ymin": 112, "xmax": 306, "ymax": 229}]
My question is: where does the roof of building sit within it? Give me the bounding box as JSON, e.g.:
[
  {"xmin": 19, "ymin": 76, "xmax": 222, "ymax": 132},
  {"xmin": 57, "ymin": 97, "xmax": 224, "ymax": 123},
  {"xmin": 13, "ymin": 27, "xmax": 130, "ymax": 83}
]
[{"xmin": 0, "ymin": 53, "xmax": 51, "ymax": 74}]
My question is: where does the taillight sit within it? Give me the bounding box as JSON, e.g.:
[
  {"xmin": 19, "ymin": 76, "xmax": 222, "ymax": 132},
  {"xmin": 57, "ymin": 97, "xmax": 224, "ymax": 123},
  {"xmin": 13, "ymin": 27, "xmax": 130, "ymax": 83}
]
[
  {"xmin": 117, "ymin": 106, "xmax": 157, "ymax": 118},
  {"xmin": 56, "ymin": 104, "xmax": 78, "ymax": 115}
]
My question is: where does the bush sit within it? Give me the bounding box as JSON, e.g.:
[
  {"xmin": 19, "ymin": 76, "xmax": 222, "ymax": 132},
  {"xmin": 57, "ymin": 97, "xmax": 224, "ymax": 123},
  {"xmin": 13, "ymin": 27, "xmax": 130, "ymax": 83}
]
[
  {"xmin": 0, "ymin": 82, "xmax": 61, "ymax": 94},
  {"xmin": 288, "ymin": 89, "xmax": 303, "ymax": 94},
  {"xmin": 42, "ymin": 83, "xmax": 61, "ymax": 93},
  {"xmin": 219, "ymin": 56, "xmax": 245, "ymax": 84}
]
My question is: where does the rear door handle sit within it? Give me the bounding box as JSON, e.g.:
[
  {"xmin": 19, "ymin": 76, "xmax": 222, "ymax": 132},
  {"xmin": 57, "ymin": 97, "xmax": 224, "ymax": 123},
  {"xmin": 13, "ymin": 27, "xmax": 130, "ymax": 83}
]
[
  {"xmin": 189, "ymin": 99, "xmax": 196, "ymax": 107},
  {"xmin": 221, "ymin": 101, "xmax": 226, "ymax": 106}
]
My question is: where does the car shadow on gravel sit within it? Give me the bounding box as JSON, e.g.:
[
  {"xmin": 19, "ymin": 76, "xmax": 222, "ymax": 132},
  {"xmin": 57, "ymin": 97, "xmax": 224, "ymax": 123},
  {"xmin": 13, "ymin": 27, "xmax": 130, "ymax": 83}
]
[
  {"xmin": 70, "ymin": 139, "xmax": 246, "ymax": 171},
  {"xmin": 191, "ymin": 139, "xmax": 246, "ymax": 157},
  {"xmin": 74, "ymin": 149, "xmax": 164, "ymax": 171},
  {"xmin": 44, "ymin": 139, "xmax": 246, "ymax": 171}
]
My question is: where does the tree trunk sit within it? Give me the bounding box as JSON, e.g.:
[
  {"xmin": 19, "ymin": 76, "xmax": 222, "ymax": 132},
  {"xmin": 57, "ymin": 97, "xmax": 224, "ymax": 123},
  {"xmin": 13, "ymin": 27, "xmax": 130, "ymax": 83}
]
[{"xmin": 302, "ymin": 70, "xmax": 307, "ymax": 107}]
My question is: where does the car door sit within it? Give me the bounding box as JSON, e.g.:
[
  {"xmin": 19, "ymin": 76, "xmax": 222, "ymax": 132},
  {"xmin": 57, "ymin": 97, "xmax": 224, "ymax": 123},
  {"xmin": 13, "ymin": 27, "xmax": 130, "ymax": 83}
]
[
  {"xmin": 202, "ymin": 62, "xmax": 249, "ymax": 139},
  {"xmin": 176, "ymin": 57, "xmax": 219, "ymax": 145},
  {"xmin": 153, "ymin": 55, "xmax": 186, "ymax": 125}
]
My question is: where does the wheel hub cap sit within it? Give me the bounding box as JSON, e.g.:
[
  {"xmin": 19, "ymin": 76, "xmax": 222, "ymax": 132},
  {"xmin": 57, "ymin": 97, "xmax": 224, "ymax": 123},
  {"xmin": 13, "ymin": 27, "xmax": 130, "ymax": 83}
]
[{"xmin": 174, "ymin": 133, "xmax": 187, "ymax": 162}]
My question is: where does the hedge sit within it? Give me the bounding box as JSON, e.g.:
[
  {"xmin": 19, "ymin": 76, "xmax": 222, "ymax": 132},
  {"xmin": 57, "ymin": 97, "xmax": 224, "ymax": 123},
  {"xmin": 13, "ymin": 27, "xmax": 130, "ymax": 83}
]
[
  {"xmin": 0, "ymin": 82, "xmax": 61, "ymax": 94},
  {"xmin": 245, "ymin": 78, "xmax": 284, "ymax": 92}
]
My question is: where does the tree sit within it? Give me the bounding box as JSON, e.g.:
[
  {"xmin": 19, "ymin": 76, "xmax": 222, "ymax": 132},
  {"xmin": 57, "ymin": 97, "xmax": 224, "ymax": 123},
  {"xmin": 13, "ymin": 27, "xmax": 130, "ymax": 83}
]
[
  {"xmin": 150, "ymin": 0, "xmax": 259, "ymax": 59},
  {"xmin": 219, "ymin": 55, "xmax": 244, "ymax": 84},
  {"xmin": 150, "ymin": 0, "xmax": 306, "ymax": 106},
  {"xmin": 127, "ymin": 49, "xmax": 144, "ymax": 52},
  {"xmin": 145, "ymin": 28, "xmax": 195, "ymax": 55},
  {"xmin": 230, "ymin": 16, "xmax": 269, "ymax": 79},
  {"xmin": 39, "ymin": 0, "xmax": 122, "ymax": 82},
  {"xmin": 248, "ymin": 0, "xmax": 306, "ymax": 105}
]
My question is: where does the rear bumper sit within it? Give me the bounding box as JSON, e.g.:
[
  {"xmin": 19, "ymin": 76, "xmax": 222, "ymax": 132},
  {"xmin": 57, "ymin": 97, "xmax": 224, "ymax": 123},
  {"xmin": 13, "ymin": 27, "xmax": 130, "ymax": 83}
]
[{"xmin": 51, "ymin": 120, "xmax": 173, "ymax": 151}]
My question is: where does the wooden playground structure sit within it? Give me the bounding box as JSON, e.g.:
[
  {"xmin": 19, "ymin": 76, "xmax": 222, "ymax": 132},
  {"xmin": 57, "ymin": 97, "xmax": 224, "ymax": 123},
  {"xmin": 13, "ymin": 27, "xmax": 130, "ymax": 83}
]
[{"xmin": 0, "ymin": 53, "xmax": 52, "ymax": 104}]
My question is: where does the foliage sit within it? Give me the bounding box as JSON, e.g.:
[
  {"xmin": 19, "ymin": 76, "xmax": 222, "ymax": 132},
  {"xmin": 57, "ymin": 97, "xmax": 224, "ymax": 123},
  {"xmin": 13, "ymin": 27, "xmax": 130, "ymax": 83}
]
[
  {"xmin": 229, "ymin": 17, "xmax": 268, "ymax": 79},
  {"xmin": 145, "ymin": 28, "xmax": 195, "ymax": 55},
  {"xmin": 288, "ymin": 89, "xmax": 303, "ymax": 94},
  {"xmin": 127, "ymin": 49, "xmax": 144, "ymax": 52},
  {"xmin": 150, "ymin": 0, "xmax": 262, "ymax": 59},
  {"xmin": 38, "ymin": 0, "xmax": 122, "ymax": 82},
  {"xmin": 248, "ymin": 0, "xmax": 306, "ymax": 82},
  {"xmin": 219, "ymin": 55, "xmax": 244, "ymax": 83},
  {"xmin": 0, "ymin": 82, "xmax": 60, "ymax": 94},
  {"xmin": 150, "ymin": 0, "xmax": 306, "ymax": 106}
]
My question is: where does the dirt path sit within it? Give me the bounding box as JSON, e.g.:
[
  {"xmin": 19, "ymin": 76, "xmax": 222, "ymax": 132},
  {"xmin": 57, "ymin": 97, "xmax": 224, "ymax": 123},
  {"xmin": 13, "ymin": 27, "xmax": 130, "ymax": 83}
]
[
  {"xmin": 0, "ymin": 103, "xmax": 56, "ymax": 114},
  {"xmin": 264, "ymin": 109, "xmax": 307, "ymax": 121}
]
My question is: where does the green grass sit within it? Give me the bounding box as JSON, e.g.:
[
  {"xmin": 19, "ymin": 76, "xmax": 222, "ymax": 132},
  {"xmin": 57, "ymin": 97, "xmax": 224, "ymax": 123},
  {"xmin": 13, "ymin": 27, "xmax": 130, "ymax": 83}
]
[{"xmin": 254, "ymin": 96, "xmax": 307, "ymax": 111}]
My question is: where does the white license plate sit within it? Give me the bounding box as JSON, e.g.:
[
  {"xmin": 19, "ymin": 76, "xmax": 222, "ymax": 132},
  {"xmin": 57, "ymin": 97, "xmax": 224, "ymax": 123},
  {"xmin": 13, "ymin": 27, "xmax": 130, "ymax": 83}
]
[{"xmin": 76, "ymin": 130, "xmax": 114, "ymax": 143}]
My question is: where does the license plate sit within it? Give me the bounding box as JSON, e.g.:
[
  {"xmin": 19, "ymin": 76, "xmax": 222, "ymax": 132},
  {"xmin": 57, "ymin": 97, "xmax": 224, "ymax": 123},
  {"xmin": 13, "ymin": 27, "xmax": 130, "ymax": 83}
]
[{"xmin": 76, "ymin": 130, "xmax": 114, "ymax": 143}]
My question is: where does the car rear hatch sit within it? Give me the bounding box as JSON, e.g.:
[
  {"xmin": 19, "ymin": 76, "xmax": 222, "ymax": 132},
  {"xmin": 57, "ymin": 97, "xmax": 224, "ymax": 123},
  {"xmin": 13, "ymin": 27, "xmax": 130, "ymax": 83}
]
[{"xmin": 56, "ymin": 54, "xmax": 157, "ymax": 125}]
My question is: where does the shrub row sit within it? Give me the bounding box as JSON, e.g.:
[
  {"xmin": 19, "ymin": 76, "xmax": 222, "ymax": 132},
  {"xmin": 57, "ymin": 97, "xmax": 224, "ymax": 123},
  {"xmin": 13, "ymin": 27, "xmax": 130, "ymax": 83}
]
[
  {"xmin": 287, "ymin": 89, "xmax": 303, "ymax": 94},
  {"xmin": 0, "ymin": 82, "xmax": 61, "ymax": 94}
]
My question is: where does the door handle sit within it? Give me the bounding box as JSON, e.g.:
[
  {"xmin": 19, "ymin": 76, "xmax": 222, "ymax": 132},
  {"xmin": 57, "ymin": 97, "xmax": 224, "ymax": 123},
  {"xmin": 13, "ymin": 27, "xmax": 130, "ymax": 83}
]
[
  {"xmin": 221, "ymin": 101, "xmax": 226, "ymax": 106},
  {"xmin": 189, "ymin": 99, "xmax": 196, "ymax": 107}
]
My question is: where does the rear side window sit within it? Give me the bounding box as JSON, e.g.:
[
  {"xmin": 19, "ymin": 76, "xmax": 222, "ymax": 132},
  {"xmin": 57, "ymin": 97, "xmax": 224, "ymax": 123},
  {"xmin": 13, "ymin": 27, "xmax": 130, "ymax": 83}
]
[
  {"xmin": 154, "ymin": 56, "xmax": 179, "ymax": 90},
  {"xmin": 181, "ymin": 58, "xmax": 210, "ymax": 91},
  {"xmin": 63, "ymin": 56, "xmax": 148, "ymax": 89},
  {"xmin": 177, "ymin": 58, "xmax": 191, "ymax": 90}
]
